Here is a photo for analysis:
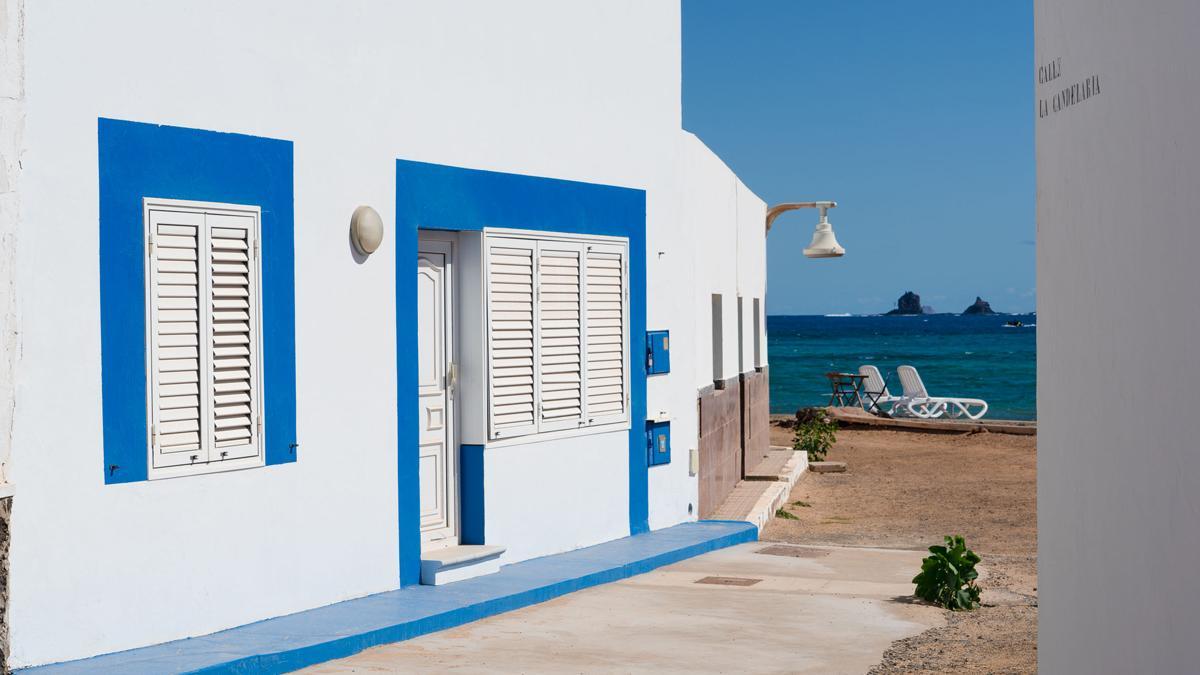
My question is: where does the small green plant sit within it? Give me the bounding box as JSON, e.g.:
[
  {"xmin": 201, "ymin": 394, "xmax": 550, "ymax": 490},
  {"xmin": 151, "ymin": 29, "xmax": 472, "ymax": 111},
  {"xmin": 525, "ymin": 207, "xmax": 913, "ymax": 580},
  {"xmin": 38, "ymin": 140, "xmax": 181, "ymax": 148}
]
[
  {"xmin": 913, "ymin": 535, "xmax": 983, "ymax": 611},
  {"xmin": 791, "ymin": 500, "xmax": 812, "ymax": 508},
  {"xmin": 774, "ymin": 508, "xmax": 799, "ymax": 520},
  {"xmin": 793, "ymin": 407, "xmax": 837, "ymax": 462}
]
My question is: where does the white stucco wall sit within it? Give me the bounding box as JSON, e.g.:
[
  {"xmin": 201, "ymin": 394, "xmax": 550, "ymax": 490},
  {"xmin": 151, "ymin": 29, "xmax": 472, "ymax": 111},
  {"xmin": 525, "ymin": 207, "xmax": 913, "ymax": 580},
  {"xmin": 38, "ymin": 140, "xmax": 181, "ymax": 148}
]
[
  {"xmin": 8, "ymin": 1, "xmax": 692, "ymax": 667},
  {"xmin": 736, "ymin": 180, "xmax": 768, "ymax": 373},
  {"xmin": 682, "ymin": 132, "xmax": 767, "ymax": 393},
  {"xmin": 485, "ymin": 431, "xmax": 630, "ymax": 563},
  {"xmin": 643, "ymin": 136, "xmax": 696, "ymax": 531},
  {"xmin": 641, "ymin": 132, "xmax": 766, "ymax": 531},
  {"xmin": 1036, "ymin": 1, "xmax": 1200, "ymax": 672}
]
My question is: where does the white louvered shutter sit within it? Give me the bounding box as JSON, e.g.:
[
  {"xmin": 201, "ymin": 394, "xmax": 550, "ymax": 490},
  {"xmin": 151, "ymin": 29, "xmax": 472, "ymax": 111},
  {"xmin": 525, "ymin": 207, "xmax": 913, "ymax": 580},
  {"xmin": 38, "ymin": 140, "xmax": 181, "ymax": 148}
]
[
  {"xmin": 149, "ymin": 210, "xmax": 205, "ymax": 468},
  {"xmin": 206, "ymin": 213, "xmax": 260, "ymax": 461},
  {"xmin": 583, "ymin": 242, "xmax": 628, "ymax": 425},
  {"xmin": 536, "ymin": 243, "xmax": 584, "ymax": 431},
  {"xmin": 487, "ymin": 239, "xmax": 538, "ymax": 438}
]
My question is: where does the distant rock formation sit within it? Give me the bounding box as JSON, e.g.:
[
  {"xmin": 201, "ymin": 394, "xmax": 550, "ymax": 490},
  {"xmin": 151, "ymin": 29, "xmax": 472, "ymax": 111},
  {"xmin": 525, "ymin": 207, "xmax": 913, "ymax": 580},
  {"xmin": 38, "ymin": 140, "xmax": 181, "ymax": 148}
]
[
  {"xmin": 885, "ymin": 291, "xmax": 924, "ymax": 315},
  {"xmin": 962, "ymin": 297, "xmax": 996, "ymax": 315}
]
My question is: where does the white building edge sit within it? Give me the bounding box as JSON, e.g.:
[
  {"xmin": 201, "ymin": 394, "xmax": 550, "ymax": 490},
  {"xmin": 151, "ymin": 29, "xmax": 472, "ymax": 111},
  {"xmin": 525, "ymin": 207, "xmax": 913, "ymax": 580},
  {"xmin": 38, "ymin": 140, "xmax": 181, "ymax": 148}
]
[
  {"xmin": 0, "ymin": 1, "xmax": 775, "ymax": 668},
  {"xmin": 1036, "ymin": 0, "xmax": 1200, "ymax": 672}
]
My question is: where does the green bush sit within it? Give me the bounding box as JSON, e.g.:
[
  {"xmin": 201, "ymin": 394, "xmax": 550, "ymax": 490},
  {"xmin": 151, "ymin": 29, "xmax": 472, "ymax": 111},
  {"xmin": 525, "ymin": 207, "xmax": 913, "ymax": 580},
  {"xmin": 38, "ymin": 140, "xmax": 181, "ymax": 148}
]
[
  {"xmin": 793, "ymin": 408, "xmax": 837, "ymax": 462},
  {"xmin": 774, "ymin": 508, "xmax": 799, "ymax": 520},
  {"xmin": 913, "ymin": 535, "xmax": 983, "ymax": 611}
]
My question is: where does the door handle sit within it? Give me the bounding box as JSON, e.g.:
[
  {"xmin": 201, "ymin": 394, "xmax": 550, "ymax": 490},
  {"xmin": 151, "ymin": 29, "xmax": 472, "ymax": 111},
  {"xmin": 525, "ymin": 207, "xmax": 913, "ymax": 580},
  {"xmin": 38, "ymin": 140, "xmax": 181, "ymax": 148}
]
[{"xmin": 447, "ymin": 362, "xmax": 458, "ymax": 395}]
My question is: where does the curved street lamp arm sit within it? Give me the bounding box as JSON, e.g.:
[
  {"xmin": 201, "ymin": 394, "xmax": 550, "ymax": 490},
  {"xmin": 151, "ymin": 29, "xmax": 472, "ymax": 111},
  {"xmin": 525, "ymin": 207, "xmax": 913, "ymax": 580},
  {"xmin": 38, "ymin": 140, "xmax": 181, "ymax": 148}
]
[{"xmin": 765, "ymin": 200, "xmax": 838, "ymax": 232}]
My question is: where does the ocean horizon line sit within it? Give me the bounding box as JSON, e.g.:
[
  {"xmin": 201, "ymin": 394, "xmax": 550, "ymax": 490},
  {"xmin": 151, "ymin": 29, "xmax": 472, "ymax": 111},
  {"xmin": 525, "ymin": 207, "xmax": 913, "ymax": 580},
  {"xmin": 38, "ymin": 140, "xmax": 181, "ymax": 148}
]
[{"xmin": 767, "ymin": 311, "xmax": 1038, "ymax": 318}]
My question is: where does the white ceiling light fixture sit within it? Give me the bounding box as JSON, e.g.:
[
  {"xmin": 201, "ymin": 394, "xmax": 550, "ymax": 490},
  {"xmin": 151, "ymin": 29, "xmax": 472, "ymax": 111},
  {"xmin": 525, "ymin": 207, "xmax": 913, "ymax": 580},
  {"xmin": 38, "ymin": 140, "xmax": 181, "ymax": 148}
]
[
  {"xmin": 350, "ymin": 205, "xmax": 384, "ymax": 256},
  {"xmin": 764, "ymin": 200, "xmax": 845, "ymax": 258}
]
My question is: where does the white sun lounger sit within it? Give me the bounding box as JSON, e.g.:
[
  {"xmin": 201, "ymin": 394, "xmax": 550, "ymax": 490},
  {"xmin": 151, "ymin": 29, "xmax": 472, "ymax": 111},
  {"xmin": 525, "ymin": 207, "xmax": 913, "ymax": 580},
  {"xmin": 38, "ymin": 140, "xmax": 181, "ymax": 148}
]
[
  {"xmin": 857, "ymin": 365, "xmax": 904, "ymax": 415},
  {"xmin": 896, "ymin": 365, "xmax": 989, "ymax": 420}
]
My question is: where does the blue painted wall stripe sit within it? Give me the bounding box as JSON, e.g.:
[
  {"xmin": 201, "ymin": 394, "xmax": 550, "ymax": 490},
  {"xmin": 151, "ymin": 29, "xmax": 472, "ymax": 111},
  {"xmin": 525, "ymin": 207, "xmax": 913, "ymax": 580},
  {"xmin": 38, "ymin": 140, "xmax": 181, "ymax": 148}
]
[
  {"xmin": 18, "ymin": 521, "xmax": 756, "ymax": 674},
  {"xmin": 459, "ymin": 444, "xmax": 485, "ymax": 545},
  {"xmin": 395, "ymin": 186, "xmax": 422, "ymax": 586},
  {"xmin": 395, "ymin": 160, "xmax": 648, "ymax": 582},
  {"xmin": 98, "ymin": 118, "xmax": 297, "ymax": 483}
]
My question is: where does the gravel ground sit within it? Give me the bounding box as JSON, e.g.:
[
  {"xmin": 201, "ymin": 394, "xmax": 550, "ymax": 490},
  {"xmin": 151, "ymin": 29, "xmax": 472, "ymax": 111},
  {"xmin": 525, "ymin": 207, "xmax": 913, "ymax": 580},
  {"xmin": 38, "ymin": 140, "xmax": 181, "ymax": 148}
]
[{"xmin": 764, "ymin": 424, "xmax": 1037, "ymax": 674}]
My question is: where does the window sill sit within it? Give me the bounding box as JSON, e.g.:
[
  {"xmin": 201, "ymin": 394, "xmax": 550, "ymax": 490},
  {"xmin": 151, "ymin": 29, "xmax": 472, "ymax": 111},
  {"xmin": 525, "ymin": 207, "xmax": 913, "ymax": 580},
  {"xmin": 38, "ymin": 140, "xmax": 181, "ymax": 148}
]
[
  {"xmin": 148, "ymin": 455, "xmax": 266, "ymax": 481},
  {"xmin": 486, "ymin": 420, "xmax": 631, "ymax": 449}
]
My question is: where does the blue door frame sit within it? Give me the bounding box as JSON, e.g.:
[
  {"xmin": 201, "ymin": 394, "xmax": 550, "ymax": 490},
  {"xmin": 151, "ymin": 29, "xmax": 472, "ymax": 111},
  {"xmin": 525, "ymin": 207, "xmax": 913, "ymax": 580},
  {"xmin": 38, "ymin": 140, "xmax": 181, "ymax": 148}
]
[{"xmin": 395, "ymin": 160, "xmax": 648, "ymax": 585}]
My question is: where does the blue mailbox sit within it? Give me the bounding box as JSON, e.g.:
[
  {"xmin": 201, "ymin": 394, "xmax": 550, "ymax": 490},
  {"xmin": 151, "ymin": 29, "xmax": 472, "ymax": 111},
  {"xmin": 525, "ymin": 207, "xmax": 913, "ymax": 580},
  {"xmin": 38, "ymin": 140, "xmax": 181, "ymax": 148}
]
[
  {"xmin": 646, "ymin": 329, "xmax": 670, "ymax": 374},
  {"xmin": 646, "ymin": 420, "xmax": 671, "ymax": 466}
]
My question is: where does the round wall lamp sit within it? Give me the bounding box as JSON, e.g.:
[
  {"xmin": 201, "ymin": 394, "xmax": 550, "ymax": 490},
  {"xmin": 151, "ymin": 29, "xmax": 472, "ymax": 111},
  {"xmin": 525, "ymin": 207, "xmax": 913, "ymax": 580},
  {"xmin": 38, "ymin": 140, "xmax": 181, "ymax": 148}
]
[{"xmin": 350, "ymin": 205, "xmax": 384, "ymax": 256}]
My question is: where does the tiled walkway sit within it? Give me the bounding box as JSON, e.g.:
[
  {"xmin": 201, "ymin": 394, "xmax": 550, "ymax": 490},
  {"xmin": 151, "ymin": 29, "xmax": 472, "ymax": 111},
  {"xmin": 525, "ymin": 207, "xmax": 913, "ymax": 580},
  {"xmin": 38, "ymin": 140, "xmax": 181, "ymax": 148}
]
[
  {"xmin": 708, "ymin": 448, "xmax": 807, "ymax": 532},
  {"xmin": 745, "ymin": 447, "xmax": 797, "ymax": 480}
]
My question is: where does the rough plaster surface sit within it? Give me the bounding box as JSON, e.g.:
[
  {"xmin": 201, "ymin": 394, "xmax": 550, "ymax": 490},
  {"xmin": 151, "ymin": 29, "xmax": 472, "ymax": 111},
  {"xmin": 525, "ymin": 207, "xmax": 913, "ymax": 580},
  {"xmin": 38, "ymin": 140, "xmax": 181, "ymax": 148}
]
[
  {"xmin": 741, "ymin": 367, "xmax": 770, "ymax": 463},
  {"xmin": 698, "ymin": 377, "xmax": 742, "ymax": 517},
  {"xmin": 0, "ymin": 0, "xmax": 23, "ymax": 486},
  {"xmin": 0, "ymin": 497, "xmax": 9, "ymax": 672},
  {"xmin": 696, "ymin": 368, "xmax": 770, "ymax": 519}
]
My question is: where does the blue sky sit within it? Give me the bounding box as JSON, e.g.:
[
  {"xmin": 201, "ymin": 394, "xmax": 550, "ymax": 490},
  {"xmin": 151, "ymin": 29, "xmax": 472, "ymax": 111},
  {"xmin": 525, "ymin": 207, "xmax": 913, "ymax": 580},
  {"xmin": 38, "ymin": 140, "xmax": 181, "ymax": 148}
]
[{"xmin": 683, "ymin": 1, "xmax": 1034, "ymax": 315}]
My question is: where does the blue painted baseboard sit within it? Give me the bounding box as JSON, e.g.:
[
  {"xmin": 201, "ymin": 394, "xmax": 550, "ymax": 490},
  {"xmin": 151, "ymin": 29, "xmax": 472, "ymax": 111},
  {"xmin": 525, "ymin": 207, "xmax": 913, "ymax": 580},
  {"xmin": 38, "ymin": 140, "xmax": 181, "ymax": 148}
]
[{"xmin": 21, "ymin": 521, "xmax": 757, "ymax": 674}]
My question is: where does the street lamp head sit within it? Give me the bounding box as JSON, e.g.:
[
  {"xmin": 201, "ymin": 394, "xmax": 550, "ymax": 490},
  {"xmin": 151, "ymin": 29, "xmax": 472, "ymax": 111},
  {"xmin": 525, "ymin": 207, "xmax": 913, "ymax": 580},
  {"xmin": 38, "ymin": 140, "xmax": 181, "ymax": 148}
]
[
  {"xmin": 765, "ymin": 201, "xmax": 845, "ymax": 259},
  {"xmin": 802, "ymin": 206, "xmax": 845, "ymax": 258}
]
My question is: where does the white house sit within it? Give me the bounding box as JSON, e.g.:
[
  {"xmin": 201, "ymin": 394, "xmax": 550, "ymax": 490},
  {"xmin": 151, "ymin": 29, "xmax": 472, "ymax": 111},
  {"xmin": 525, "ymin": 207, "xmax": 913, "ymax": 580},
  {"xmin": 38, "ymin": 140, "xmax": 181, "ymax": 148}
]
[{"xmin": 0, "ymin": 1, "xmax": 773, "ymax": 670}]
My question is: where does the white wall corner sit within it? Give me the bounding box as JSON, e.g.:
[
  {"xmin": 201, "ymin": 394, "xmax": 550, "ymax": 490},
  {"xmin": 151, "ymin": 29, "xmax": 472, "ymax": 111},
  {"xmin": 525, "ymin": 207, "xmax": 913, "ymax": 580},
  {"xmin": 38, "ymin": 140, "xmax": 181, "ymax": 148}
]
[{"xmin": 0, "ymin": 0, "xmax": 25, "ymax": 487}]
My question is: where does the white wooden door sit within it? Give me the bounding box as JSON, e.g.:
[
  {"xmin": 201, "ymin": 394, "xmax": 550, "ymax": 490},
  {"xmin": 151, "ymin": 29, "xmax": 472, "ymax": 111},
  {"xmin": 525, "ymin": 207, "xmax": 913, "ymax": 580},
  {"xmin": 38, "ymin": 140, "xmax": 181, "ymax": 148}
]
[{"xmin": 418, "ymin": 239, "xmax": 457, "ymax": 547}]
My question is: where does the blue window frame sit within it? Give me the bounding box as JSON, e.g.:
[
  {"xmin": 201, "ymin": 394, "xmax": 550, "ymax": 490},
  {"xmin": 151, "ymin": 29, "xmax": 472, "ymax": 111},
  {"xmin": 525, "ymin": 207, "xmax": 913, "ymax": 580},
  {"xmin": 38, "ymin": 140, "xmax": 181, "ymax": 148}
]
[{"xmin": 99, "ymin": 118, "xmax": 297, "ymax": 484}]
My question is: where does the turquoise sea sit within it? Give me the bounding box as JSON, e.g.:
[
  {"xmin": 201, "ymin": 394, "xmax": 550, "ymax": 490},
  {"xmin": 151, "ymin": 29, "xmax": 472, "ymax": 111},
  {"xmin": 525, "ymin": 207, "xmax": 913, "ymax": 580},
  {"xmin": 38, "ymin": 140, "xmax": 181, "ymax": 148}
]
[{"xmin": 767, "ymin": 314, "xmax": 1037, "ymax": 420}]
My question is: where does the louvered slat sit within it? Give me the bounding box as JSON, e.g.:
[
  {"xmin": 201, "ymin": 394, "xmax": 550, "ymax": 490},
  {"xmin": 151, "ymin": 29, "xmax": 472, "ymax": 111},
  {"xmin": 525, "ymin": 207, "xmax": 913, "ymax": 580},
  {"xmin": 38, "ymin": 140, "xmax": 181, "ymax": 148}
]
[
  {"xmin": 150, "ymin": 214, "xmax": 203, "ymax": 466},
  {"xmin": 209, "ymin": 222, "xmax": 257, "ymax": 456},
  {"xmin": 585, "ymin": 246, "xmax": 627, "ymax": 421},
  {"xmin": 538, "ymin": 246, "xmax": 583, "ymax": 429},
  {"xmin": 488, "ymin": 243, "xmax": 537, "ymax": 436}
]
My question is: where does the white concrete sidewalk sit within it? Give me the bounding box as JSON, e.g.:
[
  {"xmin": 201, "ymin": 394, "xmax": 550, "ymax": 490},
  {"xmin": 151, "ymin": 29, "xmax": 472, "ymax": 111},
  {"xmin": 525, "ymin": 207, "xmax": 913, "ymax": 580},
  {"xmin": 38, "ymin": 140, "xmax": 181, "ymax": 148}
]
[{"xmin": 301, "ymin": 542, "xmax": 943, "ymax": 674}]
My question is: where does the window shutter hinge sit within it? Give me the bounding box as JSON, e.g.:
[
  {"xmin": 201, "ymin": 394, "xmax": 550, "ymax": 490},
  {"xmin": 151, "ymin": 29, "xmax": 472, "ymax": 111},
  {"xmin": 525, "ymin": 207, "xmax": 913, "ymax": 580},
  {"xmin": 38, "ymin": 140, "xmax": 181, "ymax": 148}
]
[
  {"xmin": 148, "ymin": 234, "xmax": 156, "ymax": 258},
  {"xmin": 256, "ymin": 415, "xmax": 263, "ymax": 434},
  {"xmin": 150, "ymin": 423, "xmax": 158, "ymax": 447},
  {"xmin": 253, "ymin": 237, "xmax": 260, "ymax": 259}
]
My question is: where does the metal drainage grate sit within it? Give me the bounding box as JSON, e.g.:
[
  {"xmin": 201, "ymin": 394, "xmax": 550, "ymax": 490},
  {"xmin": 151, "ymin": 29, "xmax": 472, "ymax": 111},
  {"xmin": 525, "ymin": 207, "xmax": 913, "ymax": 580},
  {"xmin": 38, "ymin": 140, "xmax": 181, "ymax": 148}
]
[
  {"xmin": 694, "ymin": 576, "xmax": 762, "ymax": 587},
  {"xmin": 756, "ymin": 545, "xmax": 831, "ymax": 559}
]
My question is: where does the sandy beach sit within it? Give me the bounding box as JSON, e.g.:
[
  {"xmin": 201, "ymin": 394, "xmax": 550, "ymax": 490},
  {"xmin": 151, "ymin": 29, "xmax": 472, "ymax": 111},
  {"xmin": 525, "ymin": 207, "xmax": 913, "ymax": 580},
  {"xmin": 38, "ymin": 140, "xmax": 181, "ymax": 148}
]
[{"xmin": 765, "ymin": 422, "xmax": 1037, "ymax": 674}]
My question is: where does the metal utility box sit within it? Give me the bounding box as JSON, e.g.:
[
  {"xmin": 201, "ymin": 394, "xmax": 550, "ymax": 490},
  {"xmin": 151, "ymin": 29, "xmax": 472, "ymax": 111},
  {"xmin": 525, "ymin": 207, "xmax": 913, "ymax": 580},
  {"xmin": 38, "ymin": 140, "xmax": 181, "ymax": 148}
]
[
  {"xmin": 646, "ymin": 420, "xmax": 671, "ymax": 466},
  {"xmin": 646, "ymin": 329, "xmax": 670, "ymax": 374}
]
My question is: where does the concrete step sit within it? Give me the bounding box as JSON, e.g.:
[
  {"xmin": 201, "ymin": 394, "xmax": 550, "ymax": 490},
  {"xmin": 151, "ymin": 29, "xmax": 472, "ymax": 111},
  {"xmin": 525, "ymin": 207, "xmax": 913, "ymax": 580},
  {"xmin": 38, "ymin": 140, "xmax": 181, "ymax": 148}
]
[
  {"xmin": 809, "ymin": 461, "xmax": 847, "ymax": 473},
  {"xmin": 745, "ymin": 447, "xmax": 800, "ymax": 481},
  {"xmin": 708, "ymin": 449, "xmax": 808, "ymax": 533},
  {"xmin": 420, "ymin": 544, "xmax": 506, "ymax": 586}
]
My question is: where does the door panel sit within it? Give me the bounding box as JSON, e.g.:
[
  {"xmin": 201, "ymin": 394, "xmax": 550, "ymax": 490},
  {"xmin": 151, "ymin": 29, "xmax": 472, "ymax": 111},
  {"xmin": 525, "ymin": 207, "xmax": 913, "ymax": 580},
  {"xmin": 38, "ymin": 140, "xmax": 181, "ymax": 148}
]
[{"xmin": 418, "ymin": 240, "xmax": 457, "ymax": 546}]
